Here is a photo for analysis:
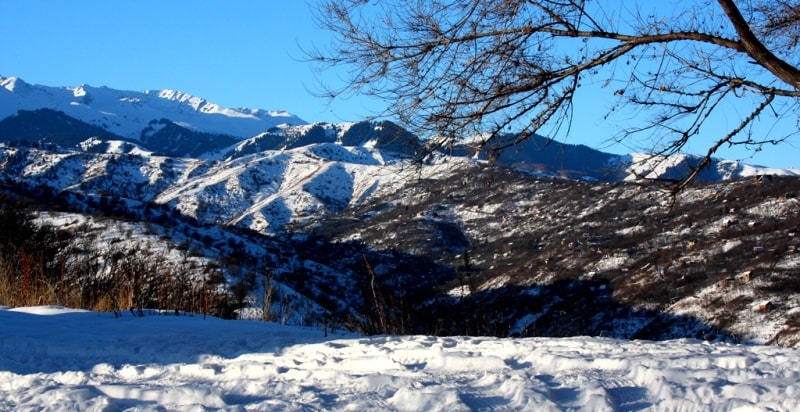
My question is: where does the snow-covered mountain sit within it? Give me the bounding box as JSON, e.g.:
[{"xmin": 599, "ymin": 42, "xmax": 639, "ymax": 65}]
[
  {"xmin": 2, "ymin": 75, "xmax": 796, "ymax": 180},
  {"xmin": 4, "ymin": 138, "xmax": 800, "ymax": 346},
  {"xmin": 0, "ymin": 133, "xmax": 422, "ymax": 234},
  {"xmin": 0, "ymin": 75, "xmax": 305, "ymax": 144},
  {"xmin": 2, "ymin": 75, "xmax": 800, "ymax": 348},
  {"xmin": 623, "ymin": 152, "xmax": 799, "ymax": 182}
]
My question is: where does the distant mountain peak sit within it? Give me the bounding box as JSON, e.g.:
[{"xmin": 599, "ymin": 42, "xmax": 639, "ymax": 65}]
[
  {"xmin": 0, "ymin": 75, "xmax": 19, "ymax": 90},
  {"xmin": 0, "ymin": 75, "xmax": 32, "ymax": 95}
]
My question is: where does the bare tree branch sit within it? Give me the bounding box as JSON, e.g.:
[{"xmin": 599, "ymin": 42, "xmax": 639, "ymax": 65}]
[
  {"xmin": 717, "ymin": 0, "xmax": 800, "ymax": 88},
  {"xmin": 309, "ymin": 0, "xmax": 800, "ymax": 185}
]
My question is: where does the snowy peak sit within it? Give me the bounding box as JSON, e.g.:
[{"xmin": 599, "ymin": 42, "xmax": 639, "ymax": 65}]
[
  {"xmin": 0, "ymin": 75, "xmax": 307, "ymax": 140},
  {"xmin": 0, "ymin": 75, "xmax": 21, "ymax": 91}
]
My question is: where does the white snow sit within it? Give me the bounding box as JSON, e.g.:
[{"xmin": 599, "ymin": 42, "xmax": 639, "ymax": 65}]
[{"xmin": 2, "ymin": 306, "xmax": 799, "ymax": 411}]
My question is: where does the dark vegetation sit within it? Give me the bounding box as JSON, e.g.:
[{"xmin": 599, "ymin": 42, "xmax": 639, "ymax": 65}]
[
  {"xmin": 0, "ymin": 191, "xmax": 244, "ymax": 319},
  {"xmin": 140, "ymin": 118, "xmax": 239, "ymax": 157},
  {"xmin": 0, "ymin": 108, "xmax": 122, "ymax": 147},
  {"xmin": 310, "ymin": 166, "xmax": 800, "ymax": 344}
]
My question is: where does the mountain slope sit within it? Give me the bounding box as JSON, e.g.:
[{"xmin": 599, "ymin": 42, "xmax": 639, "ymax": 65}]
[
  {"xmin": 0, "ymin": 108, "xmax": 124, "ymax": 146},
  {"xmin": 5, "ymin": 140, "xmax": 799, "ymax": 345},
  {"xmin": 222, "ymin": 121, "xmax": 421, "ymax": 160},
  {"xmin": 0, "ymin": 141, "xmax": 416, "ymax": 234},
  {"xmin": 312, "ymin": 166, "xmax": 800, "ymax": 345}
]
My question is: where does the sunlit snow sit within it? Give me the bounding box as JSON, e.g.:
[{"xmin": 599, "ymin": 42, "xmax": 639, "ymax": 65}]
[{"xmin": 1, "ymin": 306, "xmax": 799, "ymax": 411}]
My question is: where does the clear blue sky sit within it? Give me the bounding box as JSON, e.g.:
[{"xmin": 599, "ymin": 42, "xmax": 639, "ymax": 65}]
[
  {"xmin": 0, "ymin": 0, "xmax": 383, "ymax": 122},
  {"xmin": 1, "ymin": 1, "xmax": 797, "ymax": 169}
]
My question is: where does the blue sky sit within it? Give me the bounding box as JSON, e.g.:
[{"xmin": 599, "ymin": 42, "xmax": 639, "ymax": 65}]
[
  {"xmin": 0, "ymin": 1, "xmax": 381, "ymax": 122},
  {"xmin": 1, "ymin": 1, "xmax": 798, "ymax": 168}
]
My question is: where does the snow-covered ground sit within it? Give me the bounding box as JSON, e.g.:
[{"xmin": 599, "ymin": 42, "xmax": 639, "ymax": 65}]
[{"xmin": 1, "ymin": 307, "xmax": 798, "ymax": 411}]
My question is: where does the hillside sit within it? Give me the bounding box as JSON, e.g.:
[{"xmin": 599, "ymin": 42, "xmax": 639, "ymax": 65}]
[
  {"xmin": 2, "ymin": 142, "xmax": 799, "ymax": 345},
  {"xmin": 311, "ymin": 165, "xmax": 800, "ymax": 345}
]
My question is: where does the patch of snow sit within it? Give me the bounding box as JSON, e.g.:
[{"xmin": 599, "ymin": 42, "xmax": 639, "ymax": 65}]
[
  {"xmin": 745, "ymin": 197, "xmax": 799, "ymax": 218},
  {"xmin": 722, "ymin": 240, "xmax": 743, "ymax": 254},
  {"xmin": 480, "ymin": 274, "xmax": 510, "ymax": 291},
  {"xmin": 592, "ymin": 255, "xmax": 628, "ymax": 272},
  {"xmin": 447, "ymin": 284, "xmax": 471, "ymax": 298},
  {"xmin": 616, "ymin": 224, "xmax": 644, "ymax": 236},
  {"xmin": 8, "ymin": 305, "xmax": 90, "ymax": 315}
]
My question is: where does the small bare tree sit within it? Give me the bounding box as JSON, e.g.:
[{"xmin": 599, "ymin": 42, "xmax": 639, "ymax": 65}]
[
  {"xmin": 310, "ymin": 0, "xmax": 800, "ymax": 188},
  {"xmin": 261, "ymin": 269, "xmax": 275, "ymax": 322},
  {"xmin": 278, "ymin": 290, "xmax": 293, "ymax": 325}
]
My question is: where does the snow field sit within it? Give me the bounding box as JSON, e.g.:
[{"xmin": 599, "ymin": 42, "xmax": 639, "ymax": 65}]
[{"xmin": 2, "ymin": 306, "xmax": 799, "ymax": 411}]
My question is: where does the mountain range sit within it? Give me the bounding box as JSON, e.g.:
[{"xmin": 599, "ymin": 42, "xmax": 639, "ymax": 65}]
[
  {"xmin": 2, "ymin": 75, "xmax": 795, "ymax": 180},
  {"xmin": 2, "ymin": 75, "xmax": 799, "ymax": 346}
]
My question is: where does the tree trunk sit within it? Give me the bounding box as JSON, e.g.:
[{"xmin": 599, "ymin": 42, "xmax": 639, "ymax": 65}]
[{"xmin": 717, "ymin": 0, "xmax": 800, "ymax": 89}]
